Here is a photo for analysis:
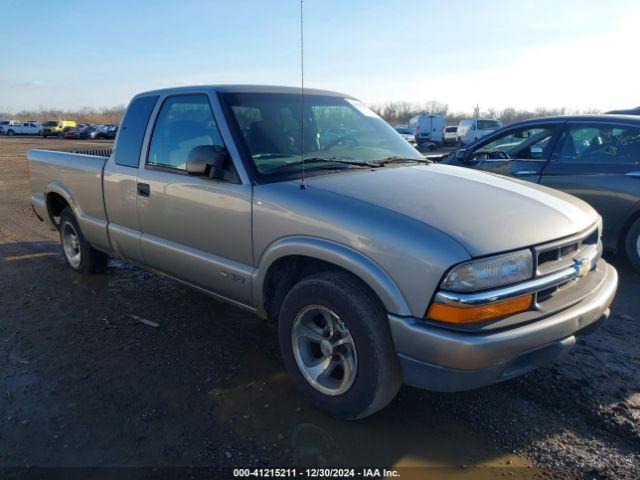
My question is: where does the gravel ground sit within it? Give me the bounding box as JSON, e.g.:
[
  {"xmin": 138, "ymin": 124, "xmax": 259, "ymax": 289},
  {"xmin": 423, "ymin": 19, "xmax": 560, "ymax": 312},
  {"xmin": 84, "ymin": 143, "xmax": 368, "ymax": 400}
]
[{"xmin": 0, "ymin": 137, "xmax": 638, "ymax": 478}]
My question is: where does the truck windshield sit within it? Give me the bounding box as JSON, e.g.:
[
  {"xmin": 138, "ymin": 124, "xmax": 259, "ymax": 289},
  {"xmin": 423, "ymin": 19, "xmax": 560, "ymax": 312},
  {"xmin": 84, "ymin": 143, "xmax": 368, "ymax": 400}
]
[
  {"xmin": 223, "ymin": 93, "xmax": 422, "ymax": 177},
  {"xmin": 44, "ymin": 121, "xmax": 59, "ymax": 127}
]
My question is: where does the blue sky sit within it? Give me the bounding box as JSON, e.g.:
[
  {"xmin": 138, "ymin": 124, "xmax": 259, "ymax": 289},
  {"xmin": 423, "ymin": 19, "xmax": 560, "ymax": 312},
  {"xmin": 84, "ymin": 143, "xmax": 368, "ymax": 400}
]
[{"xmin": 1, "ymin": 0, "xmax": 638, "ymax": 112}]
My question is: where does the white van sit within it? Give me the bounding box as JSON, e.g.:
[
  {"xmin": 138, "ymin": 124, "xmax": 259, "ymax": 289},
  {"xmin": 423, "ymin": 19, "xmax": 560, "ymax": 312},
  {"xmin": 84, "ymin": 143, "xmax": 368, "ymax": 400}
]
[
  {"xmin": 409, "ymin": 114, "xmax": 446, "ymax": 145},
  {"xmin": 456, "ymin": 119, "xmax": 502, "ymax": 146}
]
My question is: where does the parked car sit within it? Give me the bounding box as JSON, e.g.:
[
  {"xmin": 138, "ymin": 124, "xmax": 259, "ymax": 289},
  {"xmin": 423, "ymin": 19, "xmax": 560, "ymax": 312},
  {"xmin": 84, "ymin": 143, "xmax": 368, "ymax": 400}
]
[
  {"xmin": 457, "ymin": 119, "xmax": 502, "ymax": 146},
  {"xmin": 443, "ymin": 125, "xmax": 458, "ymax": 145},
  {"xmin": 0, "ymin": 121, "xmax": 42, "ymax": 136},
  {"xmin": 64, "ymin": 126, "xmax": 85, "ymax": 139},
  {"xmin": 441, "ymin": 114, "xmax": 640, "ymax": 271},
  {"xmin": 27, "ymin": 85, "xmax": 617, "ymax": 419},
  {"xmin": 0, "ymin": 120, "xmax": 21, "ymax": 135},
  {"xmin": 408, "ymin": 114, "xmax": 445, "ymax": 145},
  {"xmin": 94, "ymin": 125, "xmax": 114, "ymax": 139},
  {"xmin": 79, "ymin": 126, "xmax": 99, "ymax": 139},
  {"xmin": 15, "ymin": 121, "xmax": 42, "ymax": 136},
  {"xmin": 394, "ymin": 126, "xmax": 417, "ymax": 145},
  {"xmin": 607, "ymin": 107, "xmax": 640, "ymax": 115},
  {"xmin": 42, "ymin": 120, "xmax": 77, "ymax": 137},
  {"xmin": 105, "ymin": 125, "xmax": 118, "ymax": 139}
]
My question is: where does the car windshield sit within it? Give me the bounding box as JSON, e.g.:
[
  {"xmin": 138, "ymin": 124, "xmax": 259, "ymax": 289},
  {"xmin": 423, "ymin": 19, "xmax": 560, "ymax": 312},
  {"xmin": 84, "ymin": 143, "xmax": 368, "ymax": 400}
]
[
  {"xmin": 395, "ymin": 127, "xmax": 411, "ymax": 134},
  {"xmin": 477, "ymin": 120, "xmax": 500, "ymax": 130},
  {"xmin": 223, "ymin": 93, "xmax": 422, "ymax": 177},
  {"xmin": 44, "ymin": 121, "xmax": 59, "ymax": 127}
]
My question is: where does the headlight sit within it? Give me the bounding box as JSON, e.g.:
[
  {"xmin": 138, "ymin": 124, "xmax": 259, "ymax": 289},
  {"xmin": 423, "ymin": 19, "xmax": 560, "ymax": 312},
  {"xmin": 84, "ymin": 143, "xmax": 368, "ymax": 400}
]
[{"xmin": 441, "ymin": 249, "xmax": 533, "ymax": 292}]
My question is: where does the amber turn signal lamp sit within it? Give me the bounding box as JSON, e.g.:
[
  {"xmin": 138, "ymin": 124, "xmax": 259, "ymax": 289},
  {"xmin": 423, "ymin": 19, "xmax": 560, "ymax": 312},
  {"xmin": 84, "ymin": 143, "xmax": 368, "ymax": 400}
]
[{"xmin": 426, "ymin": 294, "xmax": 533, "ymax": 324}]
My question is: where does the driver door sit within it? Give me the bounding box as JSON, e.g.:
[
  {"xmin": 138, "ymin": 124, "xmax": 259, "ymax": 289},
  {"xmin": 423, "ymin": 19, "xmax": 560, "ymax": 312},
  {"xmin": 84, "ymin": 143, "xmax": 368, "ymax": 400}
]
[
  {"xmin": 466, "ymin": 124, "xmax": 562, "ymax": 183},
  {"xmin": 136, "ymin": 93, "xmax": 254, "ymax": 304}
]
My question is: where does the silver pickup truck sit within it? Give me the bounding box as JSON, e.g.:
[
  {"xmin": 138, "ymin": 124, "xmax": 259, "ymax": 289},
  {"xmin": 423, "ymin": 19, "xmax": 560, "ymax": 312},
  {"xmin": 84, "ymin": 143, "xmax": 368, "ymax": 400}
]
[{"xmin": 28, "ymin": 85, "xmax": 618, "ymax": 419}]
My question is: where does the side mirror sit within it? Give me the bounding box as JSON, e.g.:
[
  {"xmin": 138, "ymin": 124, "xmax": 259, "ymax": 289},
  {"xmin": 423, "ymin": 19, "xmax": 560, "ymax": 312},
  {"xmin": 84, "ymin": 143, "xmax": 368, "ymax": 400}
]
[
  {"xmin": 455, "ymin": 148, "xmax": 470, "ymax": 162},
  {"xmin": 186, "ymin": 145, "xmax": 229, "ymax": 179}
]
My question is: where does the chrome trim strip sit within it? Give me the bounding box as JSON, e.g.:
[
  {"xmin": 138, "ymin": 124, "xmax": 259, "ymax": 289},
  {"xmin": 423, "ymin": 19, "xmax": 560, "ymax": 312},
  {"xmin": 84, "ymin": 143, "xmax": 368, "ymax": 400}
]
[{"xmin": 434, "ymin": 249, "xmax": 600, "ymax": 307}]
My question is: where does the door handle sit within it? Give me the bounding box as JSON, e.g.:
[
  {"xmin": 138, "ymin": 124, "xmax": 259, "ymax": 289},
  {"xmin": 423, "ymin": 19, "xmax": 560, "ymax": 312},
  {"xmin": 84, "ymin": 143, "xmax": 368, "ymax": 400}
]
[
  {"xmin": 626, "ymin": 171, "xmax": 640, "ymax": 178},
  {"xmin": 137, "ymin": 183, "xmax": 150, "ymax": 197},
  {"xmin": 513, "ymin": 170, "xmax": 537, "ymax": 176}
]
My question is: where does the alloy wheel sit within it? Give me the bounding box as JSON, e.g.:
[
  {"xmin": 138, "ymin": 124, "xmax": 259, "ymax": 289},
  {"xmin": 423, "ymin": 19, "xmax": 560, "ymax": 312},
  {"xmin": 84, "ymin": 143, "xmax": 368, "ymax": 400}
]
[{"xmin": 291, "ymin": 305, "xmax": 357, "ymax": 396}]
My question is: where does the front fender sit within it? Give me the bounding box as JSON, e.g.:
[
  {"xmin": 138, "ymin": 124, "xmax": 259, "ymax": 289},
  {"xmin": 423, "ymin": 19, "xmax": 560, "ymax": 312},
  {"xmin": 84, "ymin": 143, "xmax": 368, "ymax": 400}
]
[{"xmin": 252, "ymin": 236, "xmax": 412, "ymax": 317}]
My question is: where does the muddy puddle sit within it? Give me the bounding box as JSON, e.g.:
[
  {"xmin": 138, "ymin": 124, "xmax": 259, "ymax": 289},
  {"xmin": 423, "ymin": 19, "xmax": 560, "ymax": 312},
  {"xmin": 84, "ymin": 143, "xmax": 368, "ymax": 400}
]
[{"xmin": 210, "ymin": 353, "xmax": 545, "ymax": 479}]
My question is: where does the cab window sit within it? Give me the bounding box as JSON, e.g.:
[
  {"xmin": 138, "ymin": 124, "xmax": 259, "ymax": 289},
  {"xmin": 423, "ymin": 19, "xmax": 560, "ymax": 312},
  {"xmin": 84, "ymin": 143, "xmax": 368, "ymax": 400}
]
[
  {"xmin": 556, "ymin": 125, "xmax": 640, "ymax": 164},
  {"xmin": 113, "ymin": 95, "xmax": 158, "ymax": 168},
  {"xmin": 148, "ymin": 94, "xmax": 224, "ymax": 171}
]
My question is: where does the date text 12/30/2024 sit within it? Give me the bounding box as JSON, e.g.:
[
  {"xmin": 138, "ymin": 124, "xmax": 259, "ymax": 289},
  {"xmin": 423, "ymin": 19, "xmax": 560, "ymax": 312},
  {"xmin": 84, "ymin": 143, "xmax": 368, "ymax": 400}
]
[{"xmin": 233, "ymin": 468, "xmax": 400, "ymax": 478}]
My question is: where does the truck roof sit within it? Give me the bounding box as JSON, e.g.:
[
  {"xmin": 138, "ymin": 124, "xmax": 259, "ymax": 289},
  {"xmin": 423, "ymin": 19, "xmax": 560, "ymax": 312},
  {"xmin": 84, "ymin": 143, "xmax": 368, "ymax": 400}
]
[{"xmin": 134, "ymin": 84, "xmax": 354, "ymax": 99}]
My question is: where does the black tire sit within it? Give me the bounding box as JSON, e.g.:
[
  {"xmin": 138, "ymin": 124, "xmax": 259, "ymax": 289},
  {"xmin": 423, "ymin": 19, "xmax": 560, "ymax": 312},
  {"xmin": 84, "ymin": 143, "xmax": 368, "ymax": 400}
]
[
  {"xmin": 625, "ymin": 217, "xmax": 640, "ymax": 272},
  {"xmin": 59, "ymin": 207, "xmax": 108, "ymax": 274},
  {"xmin": 7, "ymin": 129, "xmax": 14, "ymax": 136},
  {"xmin": 278, "ymin": 271, "xmax": 402, "ymax": 419}
]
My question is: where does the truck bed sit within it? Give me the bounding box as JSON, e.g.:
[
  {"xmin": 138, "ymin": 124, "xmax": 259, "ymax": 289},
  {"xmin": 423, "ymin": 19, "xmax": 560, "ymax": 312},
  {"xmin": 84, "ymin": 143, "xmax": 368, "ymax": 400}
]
[{"xmin": 27, "ymin": 148, "xmax": 111, "ymax": 251}]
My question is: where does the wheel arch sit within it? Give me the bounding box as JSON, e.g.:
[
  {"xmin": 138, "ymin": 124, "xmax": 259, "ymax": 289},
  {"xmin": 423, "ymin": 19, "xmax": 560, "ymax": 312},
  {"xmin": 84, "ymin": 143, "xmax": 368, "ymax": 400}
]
[
  {"xmin": 44, "ymin": 182, "xmax": 80, "ymax": 229},
  {"xmin": 253, "ymin": 236, "xmax": 411, "ymax": 320}
]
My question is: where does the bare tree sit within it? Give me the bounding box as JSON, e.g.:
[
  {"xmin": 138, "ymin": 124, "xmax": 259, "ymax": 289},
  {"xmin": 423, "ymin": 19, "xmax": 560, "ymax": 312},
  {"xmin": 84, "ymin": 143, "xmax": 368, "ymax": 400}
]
[{"xmin": 369, "ymin": 101, "xmax": 601, "ymax": 127}]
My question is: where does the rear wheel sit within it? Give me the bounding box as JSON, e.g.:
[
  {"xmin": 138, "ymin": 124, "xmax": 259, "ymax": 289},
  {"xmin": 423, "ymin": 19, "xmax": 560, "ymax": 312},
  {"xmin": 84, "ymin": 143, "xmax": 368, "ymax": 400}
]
[
  {"xmin": 278, "ymin": 271, "xmax": 402, "ymax": 419},
  {"xmin": 59, "ymin": 208, "xmax": 107, "ymax": 274},
  {"xmin": 625, "ymin": 217, "xmax": 640, "ymax": 272}
]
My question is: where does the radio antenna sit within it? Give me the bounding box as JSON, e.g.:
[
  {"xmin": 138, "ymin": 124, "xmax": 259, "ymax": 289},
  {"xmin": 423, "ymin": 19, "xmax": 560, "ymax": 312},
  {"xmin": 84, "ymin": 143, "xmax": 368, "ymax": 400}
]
[{"xmin": 299, "ymin": 0, "xmax": 307, "ymax": 190}]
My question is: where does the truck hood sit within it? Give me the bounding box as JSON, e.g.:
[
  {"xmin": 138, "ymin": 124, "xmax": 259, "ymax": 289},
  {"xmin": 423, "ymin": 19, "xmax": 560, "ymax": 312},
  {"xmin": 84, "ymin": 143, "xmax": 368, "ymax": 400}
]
[{"xmin": 305, "ymin": 163, "xmax": 597, "ymax": 256}]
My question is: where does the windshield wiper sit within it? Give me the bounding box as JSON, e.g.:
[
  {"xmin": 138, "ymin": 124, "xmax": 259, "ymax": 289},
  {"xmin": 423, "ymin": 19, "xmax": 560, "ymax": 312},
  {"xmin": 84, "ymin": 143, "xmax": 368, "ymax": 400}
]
[
  {"xmin": 373, "ymin": 156, "xmax": 433, "ymax": 166},
  {"xmin": 267, "ymin": 157, "xmax": 377, "ymax": 173}
]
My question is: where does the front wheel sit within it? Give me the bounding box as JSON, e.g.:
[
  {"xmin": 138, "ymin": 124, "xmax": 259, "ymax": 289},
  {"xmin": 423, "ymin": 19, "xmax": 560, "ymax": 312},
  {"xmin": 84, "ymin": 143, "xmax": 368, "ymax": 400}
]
[
  {"xmin": 278, "ymin": 271, "xmax": 402, "ymax": 419},
  {"xmin": 59, "ymin": 208, "xmax": 108, "ymax": 274},
  {"xmin": 625, "ymin": 217, "xmax": 640, "ymax": 272}
]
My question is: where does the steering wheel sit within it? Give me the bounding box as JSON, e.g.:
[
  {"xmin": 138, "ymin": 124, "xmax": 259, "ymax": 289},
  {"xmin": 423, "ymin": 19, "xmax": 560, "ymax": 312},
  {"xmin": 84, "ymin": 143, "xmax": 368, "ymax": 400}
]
[
  {"xmin": 493, "ymin": 150, "xmax": 510, "ymax": 160},
  {"xmin": 323, "ymin": 135, "xmax": 359, "ymax": 151}
]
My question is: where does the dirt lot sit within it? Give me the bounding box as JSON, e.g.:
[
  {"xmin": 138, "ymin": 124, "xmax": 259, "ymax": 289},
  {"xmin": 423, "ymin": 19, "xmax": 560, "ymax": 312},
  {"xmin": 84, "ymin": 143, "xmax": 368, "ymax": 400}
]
[{"xmin": 1, "ymin": 137, "xmax": 639, "ymax": 479}]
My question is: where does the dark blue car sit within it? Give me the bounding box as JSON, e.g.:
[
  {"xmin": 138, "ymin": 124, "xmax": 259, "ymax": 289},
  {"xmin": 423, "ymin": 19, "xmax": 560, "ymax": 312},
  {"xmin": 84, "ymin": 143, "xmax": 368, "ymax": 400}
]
[{"xmin": 441, "ymin": 114, "xmax": 640, "ymax": 271}]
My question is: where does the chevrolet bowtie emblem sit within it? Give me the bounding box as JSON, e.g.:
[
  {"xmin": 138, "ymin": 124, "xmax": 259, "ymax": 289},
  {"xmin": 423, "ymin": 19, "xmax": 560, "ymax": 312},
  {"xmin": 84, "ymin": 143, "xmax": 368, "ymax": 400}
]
[{"xmin": 575, "ymin": 258, "xmax": 592, "ymax": 278}]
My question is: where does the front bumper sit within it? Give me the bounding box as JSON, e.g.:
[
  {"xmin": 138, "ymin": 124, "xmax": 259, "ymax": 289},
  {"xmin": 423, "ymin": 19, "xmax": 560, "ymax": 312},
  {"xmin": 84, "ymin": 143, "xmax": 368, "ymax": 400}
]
[{"xmin": 389, "ymin": 261, "xmax": 618, "ymax": 392}]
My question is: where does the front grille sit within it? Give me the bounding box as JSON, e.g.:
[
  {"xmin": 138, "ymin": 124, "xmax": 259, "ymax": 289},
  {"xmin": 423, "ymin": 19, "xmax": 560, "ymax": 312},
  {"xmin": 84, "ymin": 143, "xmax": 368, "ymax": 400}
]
[
  {"xmin": 535, "ymin": 279, "xmax": 574, "ymax": 304},
  {"xmin": 534, "ymin": 225, "xmax": 600, "ymax": 277}
]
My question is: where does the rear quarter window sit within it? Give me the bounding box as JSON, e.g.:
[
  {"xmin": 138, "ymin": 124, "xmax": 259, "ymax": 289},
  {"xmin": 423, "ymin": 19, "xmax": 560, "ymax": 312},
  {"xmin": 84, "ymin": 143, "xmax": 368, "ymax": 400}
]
[{"xmin": 113, "ymin": 95, "xmax": 159, "ymax": 168}]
